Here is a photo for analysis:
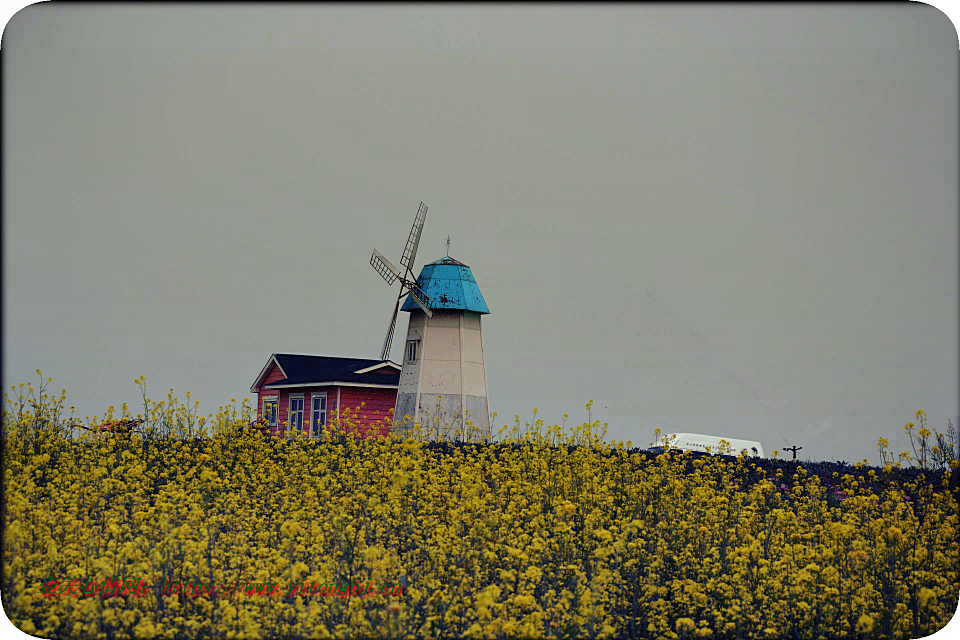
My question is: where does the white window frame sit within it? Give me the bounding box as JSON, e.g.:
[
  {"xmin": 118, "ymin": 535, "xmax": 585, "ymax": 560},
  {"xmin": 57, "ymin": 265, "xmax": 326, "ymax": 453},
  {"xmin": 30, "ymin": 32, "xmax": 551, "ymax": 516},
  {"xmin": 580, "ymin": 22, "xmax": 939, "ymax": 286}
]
[
  {"xmin": 262, "ymin": 396, "xmax": 279, "ymax": 427},
  {"xmin": 310, "ymin": 392, "xmax": 328, "ymax": 438},
  {"xmin": 406, "ymin": 340, "xmax": 418, "ymax": 363},
  {"xmin": 288, "ymin": 394, "xmax": 304, "ymax": 435}
]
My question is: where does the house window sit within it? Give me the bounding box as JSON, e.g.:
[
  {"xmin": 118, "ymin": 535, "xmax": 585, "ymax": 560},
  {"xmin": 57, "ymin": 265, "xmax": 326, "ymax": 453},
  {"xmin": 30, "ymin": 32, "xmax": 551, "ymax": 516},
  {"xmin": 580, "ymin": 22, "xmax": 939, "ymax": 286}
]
[
  {"xmin": 406, "ymin": 340, "xmax": 418, "ymax": 362},
  {"xmin": 311, "ymin": 393, "xmax": 327, "ymax": 438},
  {"xmin": 262, "ymin": 397, "xmax": 278, "ymax": 427},
  {"xmin": 288, "ymin": 395, "xmax": 304, "ymax": 435}
]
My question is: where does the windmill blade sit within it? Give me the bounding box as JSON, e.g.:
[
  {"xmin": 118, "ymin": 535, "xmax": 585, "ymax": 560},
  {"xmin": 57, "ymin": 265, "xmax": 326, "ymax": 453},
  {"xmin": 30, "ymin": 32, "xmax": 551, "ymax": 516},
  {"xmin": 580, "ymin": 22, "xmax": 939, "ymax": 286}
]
[
  {"xmin": 406, "ymin": 281, "xmax": 435, "ymax": 318},
  {"xmin": 370, "ymin": 249, "xmax": 400, "ymax": 285},
  {"xmin": 399, "ymin": 202, "xmax": 428, "ymax": 272},
  {"xmin": 381, "ymin": 296, "xmax": 402, "ymax": 361}
]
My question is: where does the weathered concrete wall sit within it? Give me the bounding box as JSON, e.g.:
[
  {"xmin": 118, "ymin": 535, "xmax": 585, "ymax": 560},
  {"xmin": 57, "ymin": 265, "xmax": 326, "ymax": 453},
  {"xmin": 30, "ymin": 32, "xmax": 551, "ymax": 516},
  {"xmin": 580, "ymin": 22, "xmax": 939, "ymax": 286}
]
[
  {"xmin": 465, "ymin": 394, "xmax": 491, "ymax": 438},
  {"xmin": 394, "ymin": 309, "xmax": 490, "ymax": 441}
]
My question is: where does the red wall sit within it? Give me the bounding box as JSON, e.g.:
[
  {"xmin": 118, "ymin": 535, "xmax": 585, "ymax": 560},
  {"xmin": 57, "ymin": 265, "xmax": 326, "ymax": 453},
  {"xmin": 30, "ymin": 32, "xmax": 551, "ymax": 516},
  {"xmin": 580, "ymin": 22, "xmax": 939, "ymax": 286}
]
[
  {"xmin": 255, "ymin": 362, "xmax": 397, "ymax": 438},
  {"xmin": 337, "ymin": 386, "xmax": 397, "ymax": 437}
]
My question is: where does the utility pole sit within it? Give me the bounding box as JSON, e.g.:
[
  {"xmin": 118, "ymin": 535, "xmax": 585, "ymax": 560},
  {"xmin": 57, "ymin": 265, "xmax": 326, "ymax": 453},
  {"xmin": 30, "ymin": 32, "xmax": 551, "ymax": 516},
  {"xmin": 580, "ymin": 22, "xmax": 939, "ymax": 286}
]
[{"xmin": 784, "ymin": 445, "xmax": 802, "ymax": 460}]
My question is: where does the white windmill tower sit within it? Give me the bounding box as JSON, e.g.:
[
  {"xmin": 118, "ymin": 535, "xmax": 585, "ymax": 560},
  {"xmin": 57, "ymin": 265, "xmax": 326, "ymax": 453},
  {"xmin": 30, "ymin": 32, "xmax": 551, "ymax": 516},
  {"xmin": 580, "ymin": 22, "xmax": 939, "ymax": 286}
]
[{"xmin": 369, "ymin": 202, "xmax": 492, "ymax": 441}]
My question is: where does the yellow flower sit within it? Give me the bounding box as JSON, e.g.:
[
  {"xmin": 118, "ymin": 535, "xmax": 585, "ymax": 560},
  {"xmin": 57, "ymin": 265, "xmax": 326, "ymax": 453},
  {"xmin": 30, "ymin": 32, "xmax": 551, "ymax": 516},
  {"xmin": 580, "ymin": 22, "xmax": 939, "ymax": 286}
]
[
  {"xmin": 919, "ymin": 588, "xmax": 937, "ymax": 608},
  {"xmin": 3, "ymin": 377, "xmax": 958, "ymax": 639},
  {"xmin": 676, "ymin": 618, "xmax": 696, "ymax": 633}
]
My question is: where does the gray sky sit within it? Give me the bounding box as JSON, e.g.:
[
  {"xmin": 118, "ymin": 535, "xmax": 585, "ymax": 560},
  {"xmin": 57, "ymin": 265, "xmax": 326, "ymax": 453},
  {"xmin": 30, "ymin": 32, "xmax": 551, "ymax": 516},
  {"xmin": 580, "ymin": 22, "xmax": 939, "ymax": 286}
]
[{"xmin": 3, "ymin": 4, "xmax": 957, "ymax": 462}]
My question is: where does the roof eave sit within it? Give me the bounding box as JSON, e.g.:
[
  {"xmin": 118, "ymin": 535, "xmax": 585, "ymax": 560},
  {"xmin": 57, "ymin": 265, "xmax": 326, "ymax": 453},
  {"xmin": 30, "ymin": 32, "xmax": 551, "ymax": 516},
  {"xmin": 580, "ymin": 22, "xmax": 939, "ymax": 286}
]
[
  {"xmin": 352, "ymin": 361, "xmax": 402, "ymax": 374},
  {"xmin": 263, "ymin": 381, "xmax": 400, "ymax": 390},
  {"xmin": 250, "ymin": 354, "xmax": 287, "ymax": 393}
]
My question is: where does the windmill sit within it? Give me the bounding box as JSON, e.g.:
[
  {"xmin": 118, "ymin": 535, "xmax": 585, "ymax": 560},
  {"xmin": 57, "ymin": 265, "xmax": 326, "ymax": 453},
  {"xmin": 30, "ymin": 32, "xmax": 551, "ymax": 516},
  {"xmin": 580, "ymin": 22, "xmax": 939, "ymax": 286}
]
[
  {"xmin": 369, "ymin": 202, "xmax": 493, "ymax": 441},
  {"xmin": 369, "ymin": 202, "xmax": 436, "ymax": 361}
]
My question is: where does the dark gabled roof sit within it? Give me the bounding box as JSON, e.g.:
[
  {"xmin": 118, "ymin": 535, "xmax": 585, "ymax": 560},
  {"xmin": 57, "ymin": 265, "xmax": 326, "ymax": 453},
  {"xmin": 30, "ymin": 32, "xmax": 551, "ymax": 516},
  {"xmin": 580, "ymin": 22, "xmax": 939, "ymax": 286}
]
[{"xmin": 252, "ymin": 354, "xmax": 400, "ymax": 391}]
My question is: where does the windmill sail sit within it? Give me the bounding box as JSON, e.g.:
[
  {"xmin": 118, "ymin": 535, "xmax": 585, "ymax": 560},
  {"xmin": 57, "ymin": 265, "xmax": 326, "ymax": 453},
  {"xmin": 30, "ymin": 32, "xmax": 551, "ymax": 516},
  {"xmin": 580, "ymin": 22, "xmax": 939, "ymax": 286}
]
[
  {"xmin": 370, "ymin": 249, "xmax": 400, "ymax": 285},
  {"xmin": 406, "ymin": 281, "xmax": 435, "ymax": 318},
  {"xmin": 400, "ymin": 202, "xmax": 427, "ymax": 272},
  {"xmin": 370, "ymin": 200, "xmax": 433, "ymax": 360},
  {"xmin": 381, "ymin": 296, "xmax": 402, "ymax": 361}
]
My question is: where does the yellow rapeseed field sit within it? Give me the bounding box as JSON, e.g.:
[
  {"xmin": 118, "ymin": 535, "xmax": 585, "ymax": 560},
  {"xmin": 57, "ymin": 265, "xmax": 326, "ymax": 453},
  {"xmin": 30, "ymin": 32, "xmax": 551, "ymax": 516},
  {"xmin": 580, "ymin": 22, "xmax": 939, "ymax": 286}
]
[{"xmin": 2, "ymin": 374, "xmax": 958, "ymax": 639}]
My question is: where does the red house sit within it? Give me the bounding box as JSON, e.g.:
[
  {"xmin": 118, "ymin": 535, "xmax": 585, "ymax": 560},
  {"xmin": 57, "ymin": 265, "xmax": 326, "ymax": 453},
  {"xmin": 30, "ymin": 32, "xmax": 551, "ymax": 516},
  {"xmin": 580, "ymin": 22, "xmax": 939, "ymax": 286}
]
[{"xmin": 250, "ymin": 354, "xmax": 400, "ymax": 438}]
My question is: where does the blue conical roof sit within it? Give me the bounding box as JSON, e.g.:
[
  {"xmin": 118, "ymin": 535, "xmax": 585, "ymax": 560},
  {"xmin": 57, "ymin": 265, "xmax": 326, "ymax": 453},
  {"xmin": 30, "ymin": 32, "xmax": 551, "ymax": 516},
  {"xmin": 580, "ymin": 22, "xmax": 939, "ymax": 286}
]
[{"xmin": 401, "ymin": 256, "xmax": 490, "ymax": 314}]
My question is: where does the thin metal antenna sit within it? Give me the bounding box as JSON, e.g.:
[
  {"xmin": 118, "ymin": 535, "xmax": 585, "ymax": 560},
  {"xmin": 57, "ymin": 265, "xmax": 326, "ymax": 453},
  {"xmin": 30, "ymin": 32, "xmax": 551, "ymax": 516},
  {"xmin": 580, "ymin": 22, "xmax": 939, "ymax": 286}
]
[{"xmin": 445, "ymin": 235, "xmax": 451, "ymax": 256}]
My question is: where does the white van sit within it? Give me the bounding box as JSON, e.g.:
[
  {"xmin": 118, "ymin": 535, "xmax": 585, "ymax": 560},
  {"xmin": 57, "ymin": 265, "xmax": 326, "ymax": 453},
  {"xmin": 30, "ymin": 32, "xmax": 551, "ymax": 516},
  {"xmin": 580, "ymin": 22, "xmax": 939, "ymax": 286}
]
[{"xmin": 659, "ymin": 433, "xmax": 765, "ymax": 458}]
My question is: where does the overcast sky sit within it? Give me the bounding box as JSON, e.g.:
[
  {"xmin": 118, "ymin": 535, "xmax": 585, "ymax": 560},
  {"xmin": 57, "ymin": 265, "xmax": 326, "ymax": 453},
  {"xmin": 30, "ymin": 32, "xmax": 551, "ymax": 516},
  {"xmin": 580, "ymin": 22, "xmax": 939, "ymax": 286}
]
[{"xmin": 3, "ymin": 4, "xmax": 957, "ymax": 462}]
